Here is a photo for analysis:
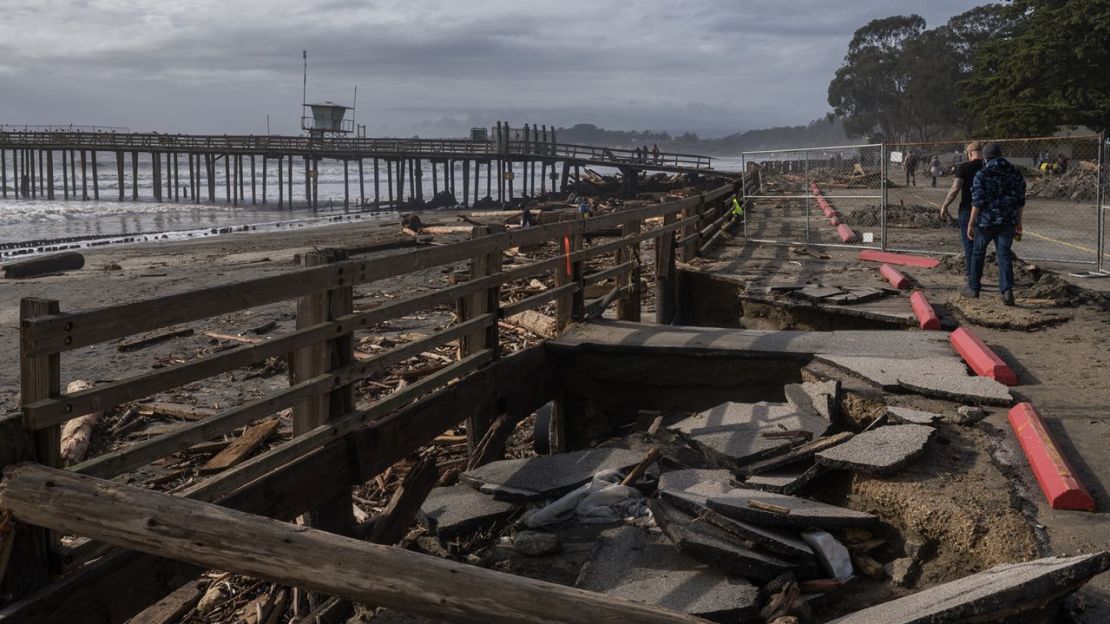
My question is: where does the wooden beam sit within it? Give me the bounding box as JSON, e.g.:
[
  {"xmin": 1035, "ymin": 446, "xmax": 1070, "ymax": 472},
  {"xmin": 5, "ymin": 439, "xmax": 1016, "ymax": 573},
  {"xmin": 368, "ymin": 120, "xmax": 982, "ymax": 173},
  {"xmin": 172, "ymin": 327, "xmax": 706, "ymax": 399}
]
[
  {"xmin": 364, "ymin": 456, "xmax": 438, "ymax": 545},
  {"xmin": 0, "ymin": 346, "xmax": 552, "ymax": 624},
  {"xmin": 0, "ymin": 464, "xmax": 708, "ymax": 624}
]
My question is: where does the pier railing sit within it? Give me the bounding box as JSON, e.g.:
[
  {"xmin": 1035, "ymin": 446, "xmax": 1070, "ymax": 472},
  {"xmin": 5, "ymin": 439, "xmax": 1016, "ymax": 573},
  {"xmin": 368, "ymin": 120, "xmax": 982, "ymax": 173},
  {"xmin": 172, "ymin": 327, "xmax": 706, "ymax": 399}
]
[
  {"xmin": 0, "ymin": 131, "xmax": 713, "ymax": 171},
  {"xmin": 1, "ymin": 182, "xmax": 735, "ymax": 623}
]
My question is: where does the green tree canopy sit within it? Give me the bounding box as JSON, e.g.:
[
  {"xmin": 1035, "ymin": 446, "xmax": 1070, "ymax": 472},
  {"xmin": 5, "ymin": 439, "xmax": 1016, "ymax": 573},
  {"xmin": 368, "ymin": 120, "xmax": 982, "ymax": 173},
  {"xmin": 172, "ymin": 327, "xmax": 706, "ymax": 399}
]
[{"xmin": 959, "ymin": 0, "xmax": 1110, "ymax": 135}]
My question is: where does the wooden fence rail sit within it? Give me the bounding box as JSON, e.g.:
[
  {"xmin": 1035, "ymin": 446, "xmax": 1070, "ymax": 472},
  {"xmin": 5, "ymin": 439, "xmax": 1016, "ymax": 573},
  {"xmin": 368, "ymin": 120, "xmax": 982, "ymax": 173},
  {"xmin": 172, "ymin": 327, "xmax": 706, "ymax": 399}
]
[{"xmin": 1, "ymin": 182, "xmax": 736, "ymax": 622}]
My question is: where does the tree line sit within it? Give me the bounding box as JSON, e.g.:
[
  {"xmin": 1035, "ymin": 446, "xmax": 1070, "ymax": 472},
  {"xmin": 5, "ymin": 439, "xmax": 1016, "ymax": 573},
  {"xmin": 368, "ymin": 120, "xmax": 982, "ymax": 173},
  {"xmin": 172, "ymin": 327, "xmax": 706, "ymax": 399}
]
[
  {"xmin": 827, "ymin": 0, "xmax": 1110, "ymax": 142},
  {"xmin": 554, "ymin": 120, "xmax": 849, "ymax": 156}
]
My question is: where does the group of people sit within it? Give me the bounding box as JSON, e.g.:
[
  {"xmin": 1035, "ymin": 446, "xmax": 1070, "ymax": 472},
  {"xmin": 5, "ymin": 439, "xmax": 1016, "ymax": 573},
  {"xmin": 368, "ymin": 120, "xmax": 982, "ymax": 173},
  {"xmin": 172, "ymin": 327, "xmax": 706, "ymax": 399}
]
[
  {"xmin": 902, "ymin": 152, "xmax": 945, "ymax": 188},
  {"xmin": 938, "ymin": 141, "xmax": 1026, "ymax": 306},
  {"xmin": 632, "ymin": 144, "xmax": 662, "ymax": 164}
]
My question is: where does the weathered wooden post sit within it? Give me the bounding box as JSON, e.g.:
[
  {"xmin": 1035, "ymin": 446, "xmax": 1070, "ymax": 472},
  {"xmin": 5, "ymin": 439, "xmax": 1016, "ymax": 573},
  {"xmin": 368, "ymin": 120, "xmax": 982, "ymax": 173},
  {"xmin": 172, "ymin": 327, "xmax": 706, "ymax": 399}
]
[
  {"xmin": 655, "ymin": 212, "xmax": 678, "ymax": 324},
  {"xmin": 1, "ymin": 149, "xmax": 6, "ymax": 198},
  {"xmin": 287, "ymin": 155, "xmax": 293, "ymax": 207},
  {"xmin": 343, "ymin": 159, "xmax": 350, "ymax": 209},
  {"xmin": 679, "ymin": 196, "xmax": 701, "ymax": 261},
  {"xmin": 373, "ymin": 157, "xmax": 380, "ymax": 207},
  {"xmin": 3, "ymin": 297, "xmax": 63, "ymax": 600},
  {"xmin": 131, "ymin": 151, "xmax": 139, "ymax": 201},
  {"xmin": 250, "ymin": 154, "xmax": 256, "ymax": 204},
  {"xmin": 616, "ymin": 218, "xmax": 642, "ymax": 321},
  {"xmin": 289, "ymin": 250, "xmax": 356, "ymax": 540},
  {"xmin": 358, "ymin": 158, "xmax": 365, "ymax": 207},
  {"xmin": 91, "ymin": 151, "xmax": 100, "ymax": 200},
  {"xmin": 458, "ymin": 224, "xmax": 503, "ymax": 454}
]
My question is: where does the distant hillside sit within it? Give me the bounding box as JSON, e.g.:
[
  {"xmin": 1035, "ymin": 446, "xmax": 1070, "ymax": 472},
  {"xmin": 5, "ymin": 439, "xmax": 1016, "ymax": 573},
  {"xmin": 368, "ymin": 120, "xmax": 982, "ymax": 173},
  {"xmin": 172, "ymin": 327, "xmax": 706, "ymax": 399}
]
[{"xmin": 553, "ymin": 118, "xmax": 850, "ymax": 156}]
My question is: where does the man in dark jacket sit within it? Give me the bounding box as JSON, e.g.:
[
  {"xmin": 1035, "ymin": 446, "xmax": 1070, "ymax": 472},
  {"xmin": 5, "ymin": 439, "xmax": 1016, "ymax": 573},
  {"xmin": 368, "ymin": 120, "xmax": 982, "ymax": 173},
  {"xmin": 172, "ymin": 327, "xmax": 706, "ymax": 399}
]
[{"xmin": 966, "ymin": 143, "xmax": 1025, "ymax": 306}]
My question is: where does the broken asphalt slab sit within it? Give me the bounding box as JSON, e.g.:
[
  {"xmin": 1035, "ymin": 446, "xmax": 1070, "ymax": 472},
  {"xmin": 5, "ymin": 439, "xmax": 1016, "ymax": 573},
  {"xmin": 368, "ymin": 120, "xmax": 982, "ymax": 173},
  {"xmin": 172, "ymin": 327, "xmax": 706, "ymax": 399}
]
[
  {"xmin": 885, "ymin": 406, "xmax": 943, "ymax": 425},
  {"xmin": 784, "ymin": 380, "xmax": 839, "ymax": 419},
  {"xmin": 826, "ymin": 553, "xmax": 1110, "ymax": 624},
  {"xmin": 419, "ymin": 485, "xmax": 519, "ymax": 539},
  {"xmin": 649, "ymin": 497, "xmax": 818, "ymax": 581},
  {"xmin": 815, "ymin": 354, "xmax": 1013, "ymax": 406},
  {"xmin": 815, "ymin": 424, "xmax": 934, "ymax": 475},
  {"xmin": 576, "ymin": 525, "xmax": 760, "ymax": 623},
  {"xmin": 460, "ymin": 447, "xmax": 644, "ymax": 501},
  {"xmin": 659, "ymin": 489, "xmax": 815, "ymax": 559},
  {"xmin": 669, "ymin": 401, "xmax": 832, "ymax": 471},
  {"xmin": 658, "ymin": 468, "xmax": 735, "ymax": 498},
  {"xmin": 707, "ymin": 488, "xmax": 877, "ymax": 529},
  {"xmin": 740, "ymin": 432, "xmax": 853, "ymax": 476},
  {"xmin": 744, "ymin": 462, "xmax": 827, "ymax": 495}
]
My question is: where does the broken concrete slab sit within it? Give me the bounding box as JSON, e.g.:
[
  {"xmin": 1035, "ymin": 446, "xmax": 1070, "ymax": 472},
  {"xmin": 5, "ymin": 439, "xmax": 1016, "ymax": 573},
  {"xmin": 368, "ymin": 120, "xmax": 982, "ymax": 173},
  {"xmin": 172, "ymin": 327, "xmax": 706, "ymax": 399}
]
[
  {"xmin": 744, "ymin": 463, "xmax": 827, "ymax": 495},
  {"xmin": 741, "ymin": 432, "xmax": 853, "ymax": 476},
  {"xmin": 657, "ymin": 469, "xmax": 735, "ymax": 498},
  {"xmin": 797, "ymin": 286, "xmax": 845, "ymax": 301},
  {"xmin": 659, "ymin": 489, "xmax": 815, "ymax": 559},
  {"xmin": 802, "ymin": 530, "xmax": 853, "ymax": 582},
  {"xmin": 419, "ymin": 485, "xmax": 519, "ymax": 539},
  {"xmin": 576, "ymin": 526, "xmax": 760, "ymax": 623},
  {"xmin": 885, "ymin": 406, "xmax": 942, "ymax": 425},
  {"xmin": 649, "ymin": 497, "xmax": 818, "ymax": 581},
  {"xmin": 460, "ymin": 447, "xmax": 644, "ymax": 501},
  {"xmin": 826, "ymin": 553, "xmax": 1110, "ymax": 624},
  {"xmin": 550, "ymin": 320, "xmax": 957, "ymax": 361},
  {"xmin": 707, "ymin": 488, "xmax": 877, "ymax": 529},
  {"xmin": 784, "ymin": 380, "xmax": 839, "ymax": 420},
  {"xmin": 670, "ymin": 402, "xmax": 832, "ymax": 471},
  {"xmin": 815, "ymin": 424, "xmax": 934, "ymax": 475},
  {"xmin": 816, "ymin": 354, "xmax": 1013, "ymax": 406}
]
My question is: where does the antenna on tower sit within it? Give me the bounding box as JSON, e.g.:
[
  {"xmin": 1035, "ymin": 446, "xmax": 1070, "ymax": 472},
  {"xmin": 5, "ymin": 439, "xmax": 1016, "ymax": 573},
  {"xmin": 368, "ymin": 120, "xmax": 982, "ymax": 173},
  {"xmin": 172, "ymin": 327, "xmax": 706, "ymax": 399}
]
[{"xmin": 302, "ymin": 50, "xmax": 308, "ymax": 118}]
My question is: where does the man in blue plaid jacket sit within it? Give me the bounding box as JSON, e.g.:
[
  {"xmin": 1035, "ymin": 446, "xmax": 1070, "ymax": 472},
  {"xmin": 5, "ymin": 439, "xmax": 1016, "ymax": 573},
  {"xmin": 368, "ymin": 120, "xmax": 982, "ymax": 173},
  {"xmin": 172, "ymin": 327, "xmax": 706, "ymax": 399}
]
[{"xmin": 966, "ymin": 142, "xmax": 1026, "ymax": 306}]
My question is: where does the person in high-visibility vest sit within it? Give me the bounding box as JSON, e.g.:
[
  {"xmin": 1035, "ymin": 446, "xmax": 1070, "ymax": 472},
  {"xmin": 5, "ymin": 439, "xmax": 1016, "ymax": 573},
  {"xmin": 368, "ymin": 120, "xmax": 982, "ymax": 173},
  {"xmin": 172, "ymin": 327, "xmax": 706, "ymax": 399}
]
[{"xmin": 729, "ymin": 196, "xmax": 744, "ymax": 217}]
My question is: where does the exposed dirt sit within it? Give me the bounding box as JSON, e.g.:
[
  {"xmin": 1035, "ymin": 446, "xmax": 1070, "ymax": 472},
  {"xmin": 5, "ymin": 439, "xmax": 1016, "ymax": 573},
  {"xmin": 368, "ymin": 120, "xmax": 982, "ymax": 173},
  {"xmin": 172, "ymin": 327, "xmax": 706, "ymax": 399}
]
[
  {"xmin": 847, "ymin": 204, "xmax": 948, "ymax": 229},
  {"xmin": 947, "ymin": 294, "xmax": 1072, "ymax": 330}
]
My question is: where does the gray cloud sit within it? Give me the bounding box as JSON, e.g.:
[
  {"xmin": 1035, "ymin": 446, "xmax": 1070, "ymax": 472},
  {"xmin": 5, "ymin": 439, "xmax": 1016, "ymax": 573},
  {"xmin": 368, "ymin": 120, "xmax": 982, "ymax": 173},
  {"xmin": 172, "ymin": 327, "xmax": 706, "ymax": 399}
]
[{"xmin": 0, "ymin": 0, "xmax": 982, "ymax": 136}]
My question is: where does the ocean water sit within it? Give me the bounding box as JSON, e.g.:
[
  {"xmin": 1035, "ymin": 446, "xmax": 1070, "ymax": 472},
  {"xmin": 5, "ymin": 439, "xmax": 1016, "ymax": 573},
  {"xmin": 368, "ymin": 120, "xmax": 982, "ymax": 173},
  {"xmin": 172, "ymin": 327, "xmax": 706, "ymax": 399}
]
[{"xmin": 0, "ymin": 153, "xmax": 742, "ymax": 258}]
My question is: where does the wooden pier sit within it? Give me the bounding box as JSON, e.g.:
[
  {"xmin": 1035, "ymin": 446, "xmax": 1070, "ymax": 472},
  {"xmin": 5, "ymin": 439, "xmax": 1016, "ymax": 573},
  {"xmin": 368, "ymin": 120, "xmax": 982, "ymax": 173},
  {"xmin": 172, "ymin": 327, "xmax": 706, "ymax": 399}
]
[{"xmin": 0, "ymin": 123, "xmax": 715, "ymax": 209}]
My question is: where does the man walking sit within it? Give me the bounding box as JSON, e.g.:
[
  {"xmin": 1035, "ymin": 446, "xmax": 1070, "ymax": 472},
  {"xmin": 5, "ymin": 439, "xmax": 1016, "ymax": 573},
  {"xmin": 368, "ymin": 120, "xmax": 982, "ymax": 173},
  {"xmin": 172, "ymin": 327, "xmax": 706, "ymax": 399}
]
[
  {"xmin": 903, "ymin": 151, "xmax": 918, "ymax": 186},
  {"xmin": 966, "ymin": 143, "xmax": 1025, "ymax": 306},
  {"xmin": 939, "ymin": 141, "xmax": 984, "ymax": 273}
]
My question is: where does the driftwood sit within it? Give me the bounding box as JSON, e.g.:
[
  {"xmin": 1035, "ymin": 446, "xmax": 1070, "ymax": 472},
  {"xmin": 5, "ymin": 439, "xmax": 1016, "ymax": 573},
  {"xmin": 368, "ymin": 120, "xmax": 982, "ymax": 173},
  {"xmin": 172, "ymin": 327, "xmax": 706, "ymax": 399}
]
[
  {"xmin": 0, "ymin": 463, "xmax": 708, "ymax": 624},
  {"xmin": 502, "ymin": 310, "xmax": 557, "ymax": 337},
  {"xmin": 117, "ymin": 328, "xmax": 195, "ymax": 352},
  {"xmin": 364, "ymin": 457, "xmax": 440, "ymax": 545},
  {"xmin": 59, "ymin": 380, "xmax": 101, "ymax": 465},
  {"xmin": 2, "ymin": 252, "xmax": 85, "ymax": 278},
  {"xmin": 137, "ymin": 402, "xmax": 216, "ymax": 421}
]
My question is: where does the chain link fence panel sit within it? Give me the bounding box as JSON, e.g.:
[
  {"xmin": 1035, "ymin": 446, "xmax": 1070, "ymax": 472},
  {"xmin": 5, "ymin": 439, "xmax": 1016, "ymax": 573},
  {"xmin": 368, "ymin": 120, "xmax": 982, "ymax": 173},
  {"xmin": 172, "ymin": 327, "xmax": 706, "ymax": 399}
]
[{"xmin": 741, "ymin": 144, "xmax": 884, "ymax": 249}]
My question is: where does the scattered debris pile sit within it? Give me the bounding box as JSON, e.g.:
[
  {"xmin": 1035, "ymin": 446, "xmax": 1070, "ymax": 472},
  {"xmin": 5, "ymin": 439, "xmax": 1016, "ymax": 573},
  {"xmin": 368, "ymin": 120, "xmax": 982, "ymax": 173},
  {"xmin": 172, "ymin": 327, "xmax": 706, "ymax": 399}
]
[
  {"xmin": 847, "ymin": 205, "xmax": 947, "ymax": 229},
  {"xmin": 1026, "ymin": 162, "xmax": 1099, "ymax": 202}
]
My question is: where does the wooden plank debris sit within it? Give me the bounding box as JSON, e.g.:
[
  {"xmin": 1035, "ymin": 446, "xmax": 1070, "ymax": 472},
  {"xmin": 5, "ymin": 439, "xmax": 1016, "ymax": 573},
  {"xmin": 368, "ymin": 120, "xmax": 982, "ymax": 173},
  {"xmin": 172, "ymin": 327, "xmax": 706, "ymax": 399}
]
[
  {"xmin": 117, "ymin": 328, "xmax": 195, "ymax": 352},
  {"xmin": 199, "ymin": 419, "xmax": 281, "ymax": 475}
]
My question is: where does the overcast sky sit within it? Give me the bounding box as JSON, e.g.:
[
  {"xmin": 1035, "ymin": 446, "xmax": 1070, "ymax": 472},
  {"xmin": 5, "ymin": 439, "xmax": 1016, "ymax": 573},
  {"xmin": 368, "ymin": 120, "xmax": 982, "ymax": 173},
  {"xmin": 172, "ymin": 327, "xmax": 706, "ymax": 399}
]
[{"xmin": 0, "ymin": 0, "xmax": 982, "ymax": 137}]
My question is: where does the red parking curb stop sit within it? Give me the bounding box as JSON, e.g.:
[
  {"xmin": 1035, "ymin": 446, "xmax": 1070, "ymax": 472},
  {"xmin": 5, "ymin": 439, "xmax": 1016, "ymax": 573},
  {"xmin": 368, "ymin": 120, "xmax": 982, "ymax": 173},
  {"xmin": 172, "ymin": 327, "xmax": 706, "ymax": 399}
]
[
  {"xmin": 949, "ymin": 327, "xmax": 1019, "ymax": 385},
  {"xmin": 836, "ymin": 224, "xmax": 856, "ymax": 243},
  {"xmin": 859, "ymin": 250, "xmax": 941, "ymax": 269},
  {"xmin": 879, "ymin": 263, "xmax": 910, "ymax": 289},
  {"xmin": 910, "ymin": 291, "xmax": 940, "ymax": 330},
  {"xmin": 1008, "ymin": 403, "xmax": 1096, "ymax": 511}
]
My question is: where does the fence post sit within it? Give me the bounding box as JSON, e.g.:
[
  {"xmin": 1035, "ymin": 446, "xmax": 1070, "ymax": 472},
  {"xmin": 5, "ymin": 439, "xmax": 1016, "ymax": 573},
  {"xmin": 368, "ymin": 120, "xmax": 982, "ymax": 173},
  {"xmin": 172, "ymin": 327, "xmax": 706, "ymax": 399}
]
[
  {"xmin": 617, "ymin": 218, "xmax": 642, "ymax": 321},
  {"xmin": 1098, "ymin": 132, "xmax": 1106, "ymax": 275},
  {"xmin": 460, "ymin": 225, "xmax": 503, "ymax": 453},
  {"xmin": 5, "ymin": 298, "xmax": 62, "ymax": 598},
  {"xmin": 655, "ymin": 212, "xmax": 678, "ymax": 324},
  {"xmin": 679, "ymin": 197, "xmax": 701, "ymax": 261},
  {"xmin": 555, "ymin": 217, "xmax": 584, "ymax": 333},
  {"xmin": 880, "ymin": 142, "xmax": 888, "ymax": 251},
  {"xmin": 289, "ymin": 250, "xmax": 354, "ymax": 539}
]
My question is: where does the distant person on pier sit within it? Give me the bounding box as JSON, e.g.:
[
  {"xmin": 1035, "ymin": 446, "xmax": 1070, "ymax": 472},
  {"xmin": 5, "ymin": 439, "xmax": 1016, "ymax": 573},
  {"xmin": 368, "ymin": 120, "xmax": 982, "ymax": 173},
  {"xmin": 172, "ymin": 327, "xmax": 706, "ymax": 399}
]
[
  {"xmin": 929, "ymin": 155, "xmax": 942, "ymax": 187},
  {"xmin": 652, "ymin": 144, "xmax": 661, "ymax": 163},
  {"xmin": 939, "ymin": 141, "xmax": 983, "ymax": 273},
  {"xmin": 520, "ymin": 205, "xmax": 537, "ymax": 228},
  {"xmin": 578, "ymin": 196, "xmax": 592, "ymax": 217},
  {"xmin": 966, "ymin": 142, "xmax": 1025, "ymax": 306},
  {"xmin": 632, "ymin": 147, "xmax": 642, "ymax": 164}
]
